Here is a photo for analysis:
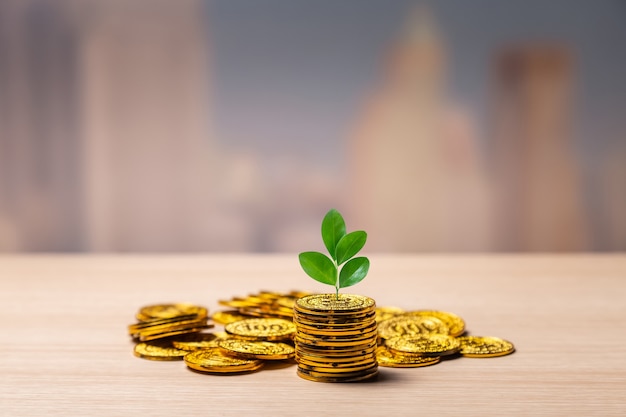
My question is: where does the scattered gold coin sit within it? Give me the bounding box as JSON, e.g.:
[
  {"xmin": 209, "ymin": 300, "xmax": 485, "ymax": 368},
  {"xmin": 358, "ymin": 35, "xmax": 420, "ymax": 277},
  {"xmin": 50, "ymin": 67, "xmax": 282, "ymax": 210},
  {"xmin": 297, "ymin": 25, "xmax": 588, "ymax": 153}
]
[
  {"xmin": 457, "ymin": 336, "xmax": 515, "ymax": 358},
  {"xmin": 378, "ymin": 315, "xmax": 450, "ymax": 340},
  {"xmin": 218, "ymin": 339, "xmax": 295, "ymax": 360},
  {"xmin": 385, "ymin": 334, "xmax": 461, "ymax": 357},
  {"xmin": 133, "ymin": 342, "xmax": 188, "ymax": 361},
  {"xmin": 225, "ymin": 318, "xmax": 296, "ymax": 341},
  {"xmin": 184, "ymin": 348, "xmax": 264, "ymax": 374},
  {"xmin": 376, "ymin": 346, "xmax": 441, "ymax": 368}
]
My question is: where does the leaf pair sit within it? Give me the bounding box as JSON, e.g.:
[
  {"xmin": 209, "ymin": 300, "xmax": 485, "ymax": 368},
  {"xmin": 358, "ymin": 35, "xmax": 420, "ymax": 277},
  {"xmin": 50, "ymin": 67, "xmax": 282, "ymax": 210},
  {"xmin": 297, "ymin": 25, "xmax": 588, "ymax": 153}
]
[
  {"xmin": 299, "ymin": 209, "xmax": 370, "ymax": 294},
  {"xmin": 322, "ymin": 209, "xmax": 367, "ymax": 265}
]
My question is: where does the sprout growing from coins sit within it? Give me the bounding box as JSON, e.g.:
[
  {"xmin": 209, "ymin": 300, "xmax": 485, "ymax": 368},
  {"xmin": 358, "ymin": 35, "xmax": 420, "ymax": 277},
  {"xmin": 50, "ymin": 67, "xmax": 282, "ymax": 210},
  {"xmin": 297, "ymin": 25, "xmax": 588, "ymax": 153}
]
[{"xmin": 298, "ymin": 209, "xmax": 370, "ymax": 299}]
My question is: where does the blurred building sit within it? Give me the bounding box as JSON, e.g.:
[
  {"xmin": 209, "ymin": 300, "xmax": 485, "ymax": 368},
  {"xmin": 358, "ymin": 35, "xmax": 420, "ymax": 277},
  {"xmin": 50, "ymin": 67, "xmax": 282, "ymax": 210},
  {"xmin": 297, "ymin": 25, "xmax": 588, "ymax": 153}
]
[
  {"xmin": 0, "ymin": 0, "xmax": 83, "ymax": 251},
  {"xmin": 490, "ymin": 46, "xmax": 588, "ymax": 251},
  {"xmin": 347, "ymin": 7, "xmax": 492, "ymax": 252},
  {"xmin": 0, "ymin": 0, "xmax": 219, "ymax": 252}
]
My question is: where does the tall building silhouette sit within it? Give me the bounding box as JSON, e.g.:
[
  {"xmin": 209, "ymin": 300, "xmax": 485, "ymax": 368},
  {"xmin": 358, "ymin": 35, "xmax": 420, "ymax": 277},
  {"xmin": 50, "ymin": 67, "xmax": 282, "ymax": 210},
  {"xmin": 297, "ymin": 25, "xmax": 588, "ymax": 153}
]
[
  {"xmin": 347, "ymin": 7, "xmax": 491, "ymax": 252},
  {"xmin": 0, "ymin": 0, "xmax": 84, "ymax": 251},
  {"xmin": 0, "ymin": 0, "xmax": 219, "ymax": 251},
  {"xmin": 490, "ymin": 46, "xmax": 588, "ymax": 251}
]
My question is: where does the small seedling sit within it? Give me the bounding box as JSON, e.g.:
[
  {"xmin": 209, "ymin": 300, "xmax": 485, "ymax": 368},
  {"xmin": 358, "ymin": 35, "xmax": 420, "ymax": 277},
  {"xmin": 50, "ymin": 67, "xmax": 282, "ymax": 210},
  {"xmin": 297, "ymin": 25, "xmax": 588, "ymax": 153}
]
[{"xmin": 298, "ymin": 209, "xmax": 369, "ymax": 299}]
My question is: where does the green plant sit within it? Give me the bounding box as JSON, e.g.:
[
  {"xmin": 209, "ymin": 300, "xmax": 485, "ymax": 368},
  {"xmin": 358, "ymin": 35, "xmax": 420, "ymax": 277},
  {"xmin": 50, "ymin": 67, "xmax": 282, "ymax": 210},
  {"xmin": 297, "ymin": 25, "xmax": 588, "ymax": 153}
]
[{"xmin": 298, "ymin": 209, "xmax": 369, "ymax": 299}]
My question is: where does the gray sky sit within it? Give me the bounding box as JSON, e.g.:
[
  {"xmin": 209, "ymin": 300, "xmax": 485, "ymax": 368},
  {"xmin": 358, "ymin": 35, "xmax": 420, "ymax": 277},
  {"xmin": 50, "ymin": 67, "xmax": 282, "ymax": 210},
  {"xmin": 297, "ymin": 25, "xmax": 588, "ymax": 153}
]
[{"xmin": 207, "ymin": 0, "xmax": 626, "ymax": 165}]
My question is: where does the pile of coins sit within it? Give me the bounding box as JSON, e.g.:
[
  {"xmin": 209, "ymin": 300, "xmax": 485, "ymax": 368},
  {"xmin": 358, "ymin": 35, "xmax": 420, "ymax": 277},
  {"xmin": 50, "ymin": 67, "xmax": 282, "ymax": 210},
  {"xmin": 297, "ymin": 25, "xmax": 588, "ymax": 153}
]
[
  {"xmin": 128, "ymin": 294, "xmax": 300, "ymax": 374},
  {"xmin": 374, "ymin": 309, "xmax": 515, "ymax": 367},
  {"xmin": 129, "ymin": 303, "xmax": 213, "ymax": 342},
  {"xmin": 293, "ymin": 294, "xmax": 379, "ymax": 382},
  {"xmin": 129, "ymin": 290, "xmax": 515, "ymax": 380},
  {"xmin": 213, "ymin": 290, "xmax": 310, "ymax": 324}
]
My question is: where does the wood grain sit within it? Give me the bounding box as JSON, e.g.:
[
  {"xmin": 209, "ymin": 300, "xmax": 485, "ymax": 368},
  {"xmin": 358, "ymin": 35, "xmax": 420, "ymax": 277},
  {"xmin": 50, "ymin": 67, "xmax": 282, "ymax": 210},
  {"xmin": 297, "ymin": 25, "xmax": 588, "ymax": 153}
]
[{"xmin": 1, "ymin": 254, "xmax": 625, "ymax": 417}]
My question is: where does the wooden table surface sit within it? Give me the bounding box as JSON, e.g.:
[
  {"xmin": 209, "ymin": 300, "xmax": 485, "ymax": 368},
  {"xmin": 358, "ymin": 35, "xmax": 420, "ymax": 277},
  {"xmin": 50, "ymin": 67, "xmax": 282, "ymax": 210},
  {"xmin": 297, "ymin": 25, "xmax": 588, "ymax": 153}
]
[{"xmin": 1, "ymin": 254, "xmax": 625, "ymax": 417}]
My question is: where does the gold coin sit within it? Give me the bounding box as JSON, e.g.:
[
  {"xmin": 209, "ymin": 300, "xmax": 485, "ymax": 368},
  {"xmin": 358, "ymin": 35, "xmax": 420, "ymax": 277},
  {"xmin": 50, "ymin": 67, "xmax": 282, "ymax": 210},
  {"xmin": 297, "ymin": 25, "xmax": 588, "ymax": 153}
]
[
  {"xmin": 218, "ymin": 339, "xmax": 295, "ymax": 360},
  {"xmin": 136, "ymin": 303, "xmax": 207, "ymax": 321},
  {"xmin": 171, "ymin": 333, "xmax": 219, "ymax": 350},
  {"xmin": 225, "ymin": 318, "xmax": 296, "ymax": 341},
  {"xmin": 406, "ymin": 310, "xmax": 466, "ymax": 337},
  {"xmin": 376, "ymin": 306, "xmax": 405, "ymax": 323},
  {"xmin": 129, "ymin": 315, "xmax": 202, "ymax": 333},
  {"xmin": 133, "ymin": 342, "xmax": 188, "ymax": 361},
  {"xmin": 138, "ymin": 326, "xmax": 211, "ymax": 342},
  {"xmin": 296, "ymin": 322, "xmax": 377, "ymax": 339},
  {"xmin": 297, "ymin": 353, "xmax": 377, "ymax": 369},
  {"xmin": 457, "ymin": 336, "xmax": 515, "ymax": 358},
  {"xmin": 378, "ymin": 315, "xmax": 449, "ymax": 340},
  {"xmin": 295, "ymin": 294, "xmax": 375, "ymax": 314},
  {"xmin": 297, "ymin": 365, "xmax": 378, "ymax": 380},
  {"xmin": 376, "ymin": 346, "xmax": 441, "ymax": 368},
  {"xmin": 297, "ymin": 360, "xmax": 378, "ymax": 374},
  {"xmin": 212, "ymin": 310, "xmax": 251, "ymax": 325},
  {"xmin": 385, "ymin": 334, "xmax": 461, "ymax": 357},
  {"xmin": 296, "ymin": 368, "xmax": 378, "ymax": 383},
  {"xmin": 296, "ymin": 324, "xmax": 378, "ymax": 339},
  {"xmin": 131, "ymin": 318, "xmax": 210, "ymax": 337},
  {"xmin": 184, "ymin": 348, "xmax": 264, "ymax": 373},
  {"xmin": 295, "ymin": 338, "xmax": 378, "ymax": 353},
  {"xmin": 296, "ymin": 344, "xmax": 377, "ymax": 358},
  {"xmin": 296, "ymin": 347, "xmax": 376, "ymax": 362},
  {"xmin": 294, "ymin": 312, "xmax": 376, "ymax": 327},
  {"xmin": 295, "ymin": 329, "xmax": 378, "ymax": 345}
]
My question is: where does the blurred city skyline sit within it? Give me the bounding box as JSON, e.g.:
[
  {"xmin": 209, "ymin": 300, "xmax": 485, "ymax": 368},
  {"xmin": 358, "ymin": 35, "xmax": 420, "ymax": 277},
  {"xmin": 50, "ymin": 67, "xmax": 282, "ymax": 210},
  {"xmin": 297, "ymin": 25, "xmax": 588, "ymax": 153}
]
[{"xmin": 0, "ymin": 0, "xmax": 624, "ymax": 252}]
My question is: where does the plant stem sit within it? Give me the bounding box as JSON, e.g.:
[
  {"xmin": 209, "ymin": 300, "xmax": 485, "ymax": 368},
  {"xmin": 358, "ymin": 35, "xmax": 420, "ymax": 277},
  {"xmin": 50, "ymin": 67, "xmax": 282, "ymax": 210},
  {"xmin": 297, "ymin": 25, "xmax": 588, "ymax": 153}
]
[{"xmin": 334, "ymin": 260, "xmax": 339, "ymax": 300}]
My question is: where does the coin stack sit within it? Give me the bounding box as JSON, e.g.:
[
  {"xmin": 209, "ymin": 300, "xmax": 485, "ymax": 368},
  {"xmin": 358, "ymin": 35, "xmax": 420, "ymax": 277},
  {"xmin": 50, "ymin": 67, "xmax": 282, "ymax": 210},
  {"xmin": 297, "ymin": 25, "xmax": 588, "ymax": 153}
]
[{"xmin": 293, "ymin": 294, "xmax": 379, "ymax": 382}]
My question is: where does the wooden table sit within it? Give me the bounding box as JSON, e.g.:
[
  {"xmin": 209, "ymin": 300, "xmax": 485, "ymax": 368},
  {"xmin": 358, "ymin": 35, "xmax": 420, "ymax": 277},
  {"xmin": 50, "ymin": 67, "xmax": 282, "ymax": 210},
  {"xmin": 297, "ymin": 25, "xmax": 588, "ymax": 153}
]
[{"xmin": 1, "ymin": 254, "xmax": 625, "ymax": 416}]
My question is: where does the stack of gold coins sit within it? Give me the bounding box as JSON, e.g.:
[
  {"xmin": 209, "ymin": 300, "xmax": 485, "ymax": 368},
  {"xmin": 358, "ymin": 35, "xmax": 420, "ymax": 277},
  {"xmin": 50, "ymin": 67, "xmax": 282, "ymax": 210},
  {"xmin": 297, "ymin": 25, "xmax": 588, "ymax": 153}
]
[
  {"xmin": 293, "ymin": 294, "xmax": 378, "ymax": 382},
  {"xmin": 128, "ymin": 303, "xmax": 213, "ymax": 342}
]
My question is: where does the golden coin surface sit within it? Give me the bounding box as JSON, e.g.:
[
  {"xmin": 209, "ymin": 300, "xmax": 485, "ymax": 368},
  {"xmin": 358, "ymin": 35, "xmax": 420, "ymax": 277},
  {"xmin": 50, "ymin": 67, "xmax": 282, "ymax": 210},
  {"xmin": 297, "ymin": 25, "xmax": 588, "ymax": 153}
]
[
  {"xmin": 129, "ymin": 315, "xmax": 201, "ymax": 333},
  {"xmin": 457, "ymin": 336, "xmax": 515, "ymax": 358},
  {"xmin": 171, "ymin": 333, "xmax": 219, "ymax": 350},
  {"xmin": 225, "ymin": 318, "xmax": 296, "ymax": 341},
  {"xmin": 406, "ymin": 310, "xmax": 466, "ymax": 337},
  {"xmin": 297, "ymin": 366, "xmax": 378, "ymax": 381},
  {"xmin": 294, "ymin": 313, "xmax": 376, "ymax": 327},
  {"xmin": 212, "ymin": 310, "xmax": 250, "ymax": 325},
  {"xmin": 297, "ymin": 361, "xmax": 377, "ymax": 374},
  {"xmin": 138, "ymin": 327, "xmax": 210, "ymax": 342},
  {"xmin": 376, "ymin": 306, "xmax": 405, "ymax": 323},
  {"xmin": 218, "ymin": 339, "xmax": 295, "ymax": 360},
  {"xmin": 378, "ymin": 315, "xmax": 449, "ymax": 340},
  {"xmin": 385, "ymin": 334, "xmax": 461, "ymax": 357},
  {"xmin": 296, "ymin": 368, "xmax": 378, "ymax": 383},
  {"xmin": 184, "ymin": 348, "xmax": 263, "ymax": 373},
  {"xmin": 295, "ymin": 323, "xmax": 378, "ymax": 337},
  {"xmin": 296, "ymin": 344, "xmax": 377, "ymax": 358},
  {"xmin": 376, "ymin": 346, "xmax": 441, "ymax": 368},
  {"xmin": 296, "ymin": 324, "xmax": 378, "ymax": 339},
  {"xmin": 295, "ymin": 294, "xmax": 375, "ymax": 314},
  {"xmin": 297, "ymin": 353, "xmax": 377, "ymax": 369},
  {"xmin": 132, "ymin": 318, "xmax": 210, "ymax": 336},
  {"xmin": 136, "ymin": 303, "xmax": 207, "ymax": 321},
  {"xmin": 133, "ymin": 342, "xmax": 188, "ymax": 361}
]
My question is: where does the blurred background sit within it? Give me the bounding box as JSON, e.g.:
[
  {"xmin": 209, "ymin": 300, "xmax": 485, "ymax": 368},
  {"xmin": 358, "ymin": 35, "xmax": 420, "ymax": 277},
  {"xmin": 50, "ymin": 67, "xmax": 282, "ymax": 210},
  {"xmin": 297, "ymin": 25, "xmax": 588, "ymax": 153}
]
[{"xmin": 0, "ymin": 0, "xmax": 624, "ymax": 253}]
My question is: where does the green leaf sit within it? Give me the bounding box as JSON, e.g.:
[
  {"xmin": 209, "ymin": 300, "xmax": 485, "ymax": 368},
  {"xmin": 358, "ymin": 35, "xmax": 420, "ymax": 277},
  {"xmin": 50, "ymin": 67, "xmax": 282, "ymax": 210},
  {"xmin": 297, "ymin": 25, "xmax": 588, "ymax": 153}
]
[
  {"xmin": 321, "ymin": 209, "xmax": 346, "ymax": 260},
  {"xmin": 338, "ymin": 257, "xmax": 370, "ymax": 289},
  {"xmin": 298, "ymin": 252, "xmax": 337, "ymax": 286},
  {"xmin": 335, "ymin": 231, "xmax": 367, "ymax": 265}
]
